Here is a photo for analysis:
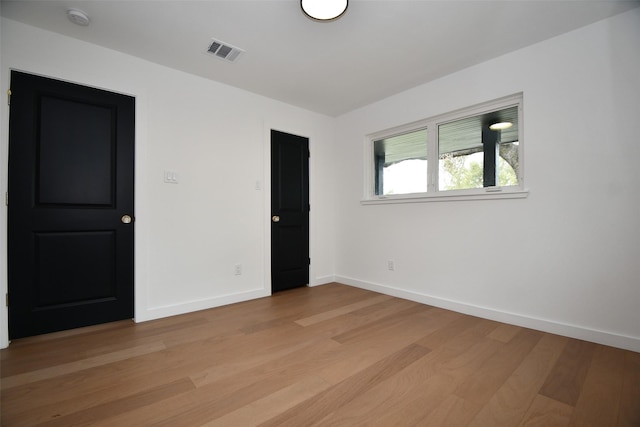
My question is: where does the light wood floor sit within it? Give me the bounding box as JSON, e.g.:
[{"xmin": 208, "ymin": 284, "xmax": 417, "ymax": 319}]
[{"xmin": 1, "ymin": 283, "xmax": 639, "ymax": 426}]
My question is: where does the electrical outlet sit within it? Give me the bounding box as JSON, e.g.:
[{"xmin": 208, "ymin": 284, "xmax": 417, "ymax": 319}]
[
  {"xmin": 234, "ymin": 263, "xmax": 242, "ymax": 276},
  {"xmin": 387, "ymin": 260, "xmax": 395, "ymax": 271}
]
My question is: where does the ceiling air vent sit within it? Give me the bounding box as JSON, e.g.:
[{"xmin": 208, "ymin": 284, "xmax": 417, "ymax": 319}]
[{"xmin": 206, "ymin": 39, "xmax": 244, "ymax": 63}]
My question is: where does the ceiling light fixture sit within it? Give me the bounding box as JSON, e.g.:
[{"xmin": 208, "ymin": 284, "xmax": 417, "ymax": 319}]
[
  {"xmin": 67, "ymin": 8, "xmax": 90, "ymax": 26},
  {"xmin": 489, "ymin": 122, "xmax": 513, "ymax": 131},
  {"xmin": 301, "ymin": 0, "xmax": 348, "ymax": 21}
]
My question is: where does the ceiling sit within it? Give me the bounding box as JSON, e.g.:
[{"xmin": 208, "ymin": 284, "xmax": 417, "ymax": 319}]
[{"xmin": 1, "ymin": 0, "xmax": 638, "ymax": 117}]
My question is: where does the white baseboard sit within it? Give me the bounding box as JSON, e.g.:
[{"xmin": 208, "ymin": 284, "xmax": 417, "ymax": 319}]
[
  {"xmin": 310, "ymin": 275, "xmax": 336, "ymax": 287},
  {"xmin": 336, "ymin": 275, "xmax": 640, "ymax": 353},
  {"xmin": 136, "ymin": 276, "xmax": 337, "ymax": 323},
  {"xmin": 135, "ymin": 288, "xmax": 271, "ymax": 323}
]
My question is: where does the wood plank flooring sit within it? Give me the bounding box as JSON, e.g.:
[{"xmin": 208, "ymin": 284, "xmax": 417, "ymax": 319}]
[{"xmin": 1, "ymin": 283, "xmax": 639, "ymax": 426}]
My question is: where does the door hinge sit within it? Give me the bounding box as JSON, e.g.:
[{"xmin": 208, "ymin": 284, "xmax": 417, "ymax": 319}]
[
  {"xmin": 5, "ymin": 293, "xmax": 8, "ymax": 307},
  {"xmin": 7, "ymin": 89, "xmax": 11, "ymax": 106},
  {"xmin": 5, "ymin": 192, "xmax": 7, "ymax": 207},
  {"xmin": 308, "ymin": 149, "xmax": 310, "ymax": 158},
  {"xmin": 309, "ymin": 257, "xmax": 311, "ymax": 265}
]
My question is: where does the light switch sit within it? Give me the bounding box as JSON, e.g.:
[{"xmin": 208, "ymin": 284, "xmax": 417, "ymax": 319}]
[{"xmin": 164, "ymin": 170, "xmax": 179, "ymax": 184}]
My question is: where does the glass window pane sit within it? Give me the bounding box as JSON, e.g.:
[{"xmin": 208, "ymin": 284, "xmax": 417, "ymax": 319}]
[
  {"xmin": 374, "ymin": 129, "xmax": 427, "ymax": 195},
  {"xmin": 438, "ymin": 106, "xmax": 518, "ymax": 191},
  {"xmin": 497, "ymin": 142, "xmax": 519, "ymax": 187}
]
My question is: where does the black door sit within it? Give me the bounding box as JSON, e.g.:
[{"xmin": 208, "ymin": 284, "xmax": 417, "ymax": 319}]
[
  {"xmin": 271, "ymin": 130, "xmax": 309, "ymax": 292},
  {"xmin": 7, "ymin": 71, "xmax": 135, "ymax": 339}
]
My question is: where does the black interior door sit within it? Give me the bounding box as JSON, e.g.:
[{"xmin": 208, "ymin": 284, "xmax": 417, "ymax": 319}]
[
  {"xmin": 7, "ymin": 71, "xmax": 135, "ymax": 339},
  {"xmin": 271, "ymin": 130, "xmax": 309, "ymax": 293}
]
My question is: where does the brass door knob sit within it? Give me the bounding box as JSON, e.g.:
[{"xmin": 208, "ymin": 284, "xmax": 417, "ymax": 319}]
[
  {"xmin": 121, "ymin": 215, "xmax": 133, "ymax": 224},
  {"xmin": 272, "ymin": 215, "xmax": 280, "ymax": 223}
]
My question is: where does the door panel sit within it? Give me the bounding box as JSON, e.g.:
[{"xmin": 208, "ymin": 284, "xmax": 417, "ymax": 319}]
[
  {"xmin": 35, "ymin": 231, "xmax": 116, "ymax": 305},
  {"xmin": 271, "ymin": 130, "xmax": 309, "ymax": 292},
  {"xmin": 38, "ymin": 96, "xmax": 115, "ymax": 206},
  {"xmin": 8, "ymin": 71, "xmax": 135, "ymax": 339}
]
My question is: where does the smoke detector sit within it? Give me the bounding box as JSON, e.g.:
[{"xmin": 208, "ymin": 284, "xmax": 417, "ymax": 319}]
[
  {"xmin": 206, "ymin": 39, "xmax": 244, "ymax": 63},
  {"xmin": 67, "ymin": 8, "xmax": 90, "ymax": 26}
]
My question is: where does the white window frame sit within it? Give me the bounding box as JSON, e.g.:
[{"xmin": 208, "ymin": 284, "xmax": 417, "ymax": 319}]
[{"xmin": 362, "ymin": 93, "xmax": 528, "ymax": 204}]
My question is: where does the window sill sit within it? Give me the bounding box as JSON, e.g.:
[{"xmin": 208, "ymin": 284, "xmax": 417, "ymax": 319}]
[{"xmin": 360, "ymin": 188, "xmax": 529, "ymax": 205}]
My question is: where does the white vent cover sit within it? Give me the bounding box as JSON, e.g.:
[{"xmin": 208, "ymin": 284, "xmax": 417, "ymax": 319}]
[{"xmin": 206, "ymin": 39, "xmax": 244, "ymax": 63}]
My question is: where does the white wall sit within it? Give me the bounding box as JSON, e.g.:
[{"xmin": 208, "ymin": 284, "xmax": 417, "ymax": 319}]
[
  {"xmin": 334, "ymin": 8, "xmax": 640, "ymax": 352},
  {"xmin": 0, "ymin": 18, "xmax": 337, "ymax": 348}
]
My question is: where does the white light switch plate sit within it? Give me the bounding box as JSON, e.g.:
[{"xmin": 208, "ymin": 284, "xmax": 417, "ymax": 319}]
[{"xmin": 164, "ymin": 170, "xmax": 179, "ymax": 184}]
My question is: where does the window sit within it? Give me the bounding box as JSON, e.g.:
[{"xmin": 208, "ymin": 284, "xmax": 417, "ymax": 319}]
[
  {"xmin": 365, "ymin": 94, "xmax": 526, "ymax": 203},
  {"xmin": 373, "ymin": 128, "xmax": 427, "ymax": 195},
  {"xmin": 438, "ymin": 105, "xmax": 519, "ymax": 191}
]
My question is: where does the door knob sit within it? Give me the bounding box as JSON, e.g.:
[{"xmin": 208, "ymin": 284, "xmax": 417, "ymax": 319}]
[
  {"xmin": 272, "ymin": 215, "xmax": 280, "ymax": 223},
  {"xmin": 121, "ymin": 214, "xmax": 133, "ymax": 224}
]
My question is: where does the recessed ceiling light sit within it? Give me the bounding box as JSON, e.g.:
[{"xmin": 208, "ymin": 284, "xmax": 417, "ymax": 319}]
[
  {"xmin": 489, "ymin": 122, "xmax": 513, "ymax": 131},
  {"xmin": 67, "ymin": 8, "xmax": 90, "ymax": 26}
]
